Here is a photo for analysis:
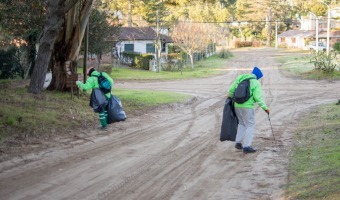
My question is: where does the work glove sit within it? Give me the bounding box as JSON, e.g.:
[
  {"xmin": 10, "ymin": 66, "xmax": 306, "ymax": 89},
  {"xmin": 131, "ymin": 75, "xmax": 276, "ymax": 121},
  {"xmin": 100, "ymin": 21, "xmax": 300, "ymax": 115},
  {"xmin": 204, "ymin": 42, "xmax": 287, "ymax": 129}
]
[
  {"xmin": 76, "ymin": 81, "xmax": 81, "ymax": 86},
  {"xmin": 265, "ymin": 108, "xmax": 270, "ymax": 114}
]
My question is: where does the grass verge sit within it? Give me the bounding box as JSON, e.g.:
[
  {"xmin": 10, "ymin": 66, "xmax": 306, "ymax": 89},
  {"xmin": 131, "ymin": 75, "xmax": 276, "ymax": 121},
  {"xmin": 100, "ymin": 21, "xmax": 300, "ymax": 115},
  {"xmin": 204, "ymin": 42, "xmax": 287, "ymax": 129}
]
[
  {"xmin": 100, "ymin": 55, "xmax": 231, "ymax": 80},
  {"xmin": 0, "ymin": 87, "xmax": 191, "ymax": 146},
  {"xmin": 276, "ymin": 52, "xmax": 340, "ymax": 80},
  {"xmin": 286, "ymin": 103, "xmax": 340, "ymax": 199}
]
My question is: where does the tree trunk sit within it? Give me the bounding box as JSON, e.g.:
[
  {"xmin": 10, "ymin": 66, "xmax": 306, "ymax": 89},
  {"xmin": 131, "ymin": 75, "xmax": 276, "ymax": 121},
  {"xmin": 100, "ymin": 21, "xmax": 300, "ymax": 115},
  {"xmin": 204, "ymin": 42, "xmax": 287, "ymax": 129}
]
[
  {"xmin": 49, "ymin": 0, "xmax": 93, "ymax": 91},
  {"xmin": 47, "ymin": 31, "xmax": 73, "ymax": 91},
  {"xmin": 189, "ymin": 53, "xmax": 194, "ymax": 70},
  {"xmin": 28, "ymin": 0, "xmax": 94, "ymax": 94},
  {"xmin": 28, "ymin": 0, "xmax": 65, "ymax": 94}
]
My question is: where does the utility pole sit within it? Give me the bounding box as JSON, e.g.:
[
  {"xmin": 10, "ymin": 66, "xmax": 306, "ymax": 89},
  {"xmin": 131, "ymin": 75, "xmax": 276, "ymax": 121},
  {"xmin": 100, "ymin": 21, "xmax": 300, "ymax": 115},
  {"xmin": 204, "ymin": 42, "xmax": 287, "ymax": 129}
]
[
  {"xmin": 310, "ymin": 12, "xmax": 319, "ymax": 53},
  {"xmin": 275, "ymin": 21, "xmax": 278, "ymax": 49},
  {"xmin": 320, "ymin": 1, "xmax": 331, "ymax": 55},
  {"xmin": 155, "ymin": 9, "xmax": 160, "ymax": 72}
]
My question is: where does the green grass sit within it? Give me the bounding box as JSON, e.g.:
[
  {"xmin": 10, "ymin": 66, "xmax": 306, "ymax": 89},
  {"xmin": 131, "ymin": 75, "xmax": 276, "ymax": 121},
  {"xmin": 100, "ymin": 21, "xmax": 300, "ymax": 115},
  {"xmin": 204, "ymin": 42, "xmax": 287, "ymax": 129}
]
[
  {"xmin": 114, "ymin": 89, "xmax": 190, "ymax": 111},
  {"xmin": 286, "ymin": 103, "xmax": 340, "ymax": 200},
  {"xmin": 82, "ymin": 55, "xmax": 232, "ymax": 80},
  {"xmin": 1, "ymin": 54, "xmax": 229, "ymax": 146},
  {"xmin": 0, "ymin": 87, "xmax": 191, "ymax": 145},
  {"xmin": 276, "ymin": 53, "xmax": 340, "ymax": 80}
]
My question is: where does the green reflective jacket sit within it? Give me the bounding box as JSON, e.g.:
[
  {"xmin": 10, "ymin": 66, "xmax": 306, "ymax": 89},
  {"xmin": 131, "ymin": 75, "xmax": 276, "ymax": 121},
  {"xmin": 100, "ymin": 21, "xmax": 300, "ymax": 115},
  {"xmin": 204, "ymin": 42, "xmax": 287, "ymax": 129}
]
[
  {"xmin": 228, "ymin": 74, "xmax": 267, "ymax": 110},
  {"xmin": 77, "ymin": 71, "xmax": 114, "ymax": 99}
]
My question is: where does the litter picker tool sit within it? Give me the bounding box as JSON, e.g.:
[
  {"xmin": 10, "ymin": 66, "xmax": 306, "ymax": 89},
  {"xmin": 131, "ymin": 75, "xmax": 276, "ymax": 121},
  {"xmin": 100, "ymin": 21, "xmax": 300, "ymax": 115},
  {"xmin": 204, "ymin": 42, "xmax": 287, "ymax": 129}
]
[{"xmin": 267, "ymin": 113, "xmax": 277, "ymax": 145}]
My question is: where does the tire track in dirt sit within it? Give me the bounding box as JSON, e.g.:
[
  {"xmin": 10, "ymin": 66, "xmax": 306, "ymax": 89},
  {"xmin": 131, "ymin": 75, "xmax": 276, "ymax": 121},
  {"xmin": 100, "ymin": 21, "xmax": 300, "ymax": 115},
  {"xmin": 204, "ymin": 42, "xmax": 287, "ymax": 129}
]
[
  {"xmin": 88, "ymin": 97, "xmax": 225, "ymax": 199},
  {"xmin": 1, "ymin": 48, "xmax": 339, "ymax": 200}
]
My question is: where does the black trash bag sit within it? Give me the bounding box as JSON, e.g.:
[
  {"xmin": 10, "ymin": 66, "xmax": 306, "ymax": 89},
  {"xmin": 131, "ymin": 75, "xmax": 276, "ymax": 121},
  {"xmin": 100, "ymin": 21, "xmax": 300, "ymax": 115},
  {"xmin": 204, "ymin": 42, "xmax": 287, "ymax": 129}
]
[
  {"xmin": 107, "ymin": 95, "xmax": 127, "ymax": 124},
  {"xmin": 89, "ymin": 88, "xmax": 108, "ymax": 113},
  {"xmin": 220, "ymin": 98, "xmax": 239, "ymax": 142}
]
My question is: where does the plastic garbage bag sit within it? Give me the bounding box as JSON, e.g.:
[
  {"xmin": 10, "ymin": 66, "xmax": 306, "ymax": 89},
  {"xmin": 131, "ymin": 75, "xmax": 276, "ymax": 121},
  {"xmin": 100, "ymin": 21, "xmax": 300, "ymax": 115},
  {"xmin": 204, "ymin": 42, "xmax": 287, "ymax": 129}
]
[
  {"xmin": 89, "ymin": 88, "xmax": 108, "ymax": 113},
  {"xmin": 107, "ymin": 95, "xmax": 127, "ymax": 124},
  {"xmin": 220, "ymin": 98, "xmax": 238, "ymax": 142}
]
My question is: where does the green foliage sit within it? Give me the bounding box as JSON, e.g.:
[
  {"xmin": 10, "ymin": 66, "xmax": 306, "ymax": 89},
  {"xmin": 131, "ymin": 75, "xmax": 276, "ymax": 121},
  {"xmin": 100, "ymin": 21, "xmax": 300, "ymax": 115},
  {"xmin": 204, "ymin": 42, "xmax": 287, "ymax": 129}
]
[
  {"xmin": 333, "ymin": 42, "xmax": 340, "ymax": 52},
  {"xmin": 0, "ymin": 47, "xmax": 22, "ymax": 79},
  {"xmin": 218, "ymin": 47, "xmax": 233, "ymax": 59},
  {"xmin": 88, "ymin": 8, "xmax": 120, "ymax": 56},
  {"xmin": 310, "ymin": 51, "xmax": 339, "ymax": 73},
  {"xmin": 135, "ymin": 54, "xmax": 154, "ymax": 70},
  {"xmin": 122, "ymin": 52, "xmax": 141, "ymax": 67},
  {"xmin": 0, "ymin": 0, "xmax": 45, "ymax": 48},
  {"xmin": 5, "ymin": 115, "xmax": 17, "ymax": 126}
]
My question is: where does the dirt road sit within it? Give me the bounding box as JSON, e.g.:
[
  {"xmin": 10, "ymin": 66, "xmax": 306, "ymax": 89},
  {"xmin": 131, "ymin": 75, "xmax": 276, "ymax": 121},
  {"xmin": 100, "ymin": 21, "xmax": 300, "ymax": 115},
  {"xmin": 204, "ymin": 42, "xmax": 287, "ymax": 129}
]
[{"xmin": 1, "ymin": 48, "xmax": 339, "ymax": 200}]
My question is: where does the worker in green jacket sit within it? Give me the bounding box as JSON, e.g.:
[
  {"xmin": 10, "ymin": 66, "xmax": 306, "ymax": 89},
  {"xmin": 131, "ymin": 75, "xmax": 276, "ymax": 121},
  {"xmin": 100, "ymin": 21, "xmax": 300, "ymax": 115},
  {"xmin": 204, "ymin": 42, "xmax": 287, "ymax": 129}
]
[
  {"xmin": 76, "ymin": 67, "xmax": 114, "ymax": 130},
  {"xmin": 228, "ymin": 66, "xmax": 270, "ymax": 153}
]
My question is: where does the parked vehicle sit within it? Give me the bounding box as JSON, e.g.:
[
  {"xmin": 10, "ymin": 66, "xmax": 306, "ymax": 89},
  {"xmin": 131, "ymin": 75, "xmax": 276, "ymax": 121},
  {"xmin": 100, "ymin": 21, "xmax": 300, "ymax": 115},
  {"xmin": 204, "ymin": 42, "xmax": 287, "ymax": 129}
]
[{"xmin": 307, "ymin": 41, "xmax": 327, "ymax": 51}]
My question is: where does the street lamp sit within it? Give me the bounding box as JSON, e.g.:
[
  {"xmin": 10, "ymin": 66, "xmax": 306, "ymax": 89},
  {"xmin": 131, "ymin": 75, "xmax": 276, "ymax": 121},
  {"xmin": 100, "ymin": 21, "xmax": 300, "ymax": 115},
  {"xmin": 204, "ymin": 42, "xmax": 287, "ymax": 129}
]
[
  {"xmin": 310, "ymin": 12, "xmax": 319, "ymax": 53},
  {"xmin": 320, "ymin": 1, "xmax": 331, "ymax": 55}
]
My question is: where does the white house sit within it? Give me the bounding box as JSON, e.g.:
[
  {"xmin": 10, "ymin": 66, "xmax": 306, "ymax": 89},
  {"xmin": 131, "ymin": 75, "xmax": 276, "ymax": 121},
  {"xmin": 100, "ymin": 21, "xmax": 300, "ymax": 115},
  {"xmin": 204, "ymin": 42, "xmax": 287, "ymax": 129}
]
[
  {"xmin": 114, "ymin": 27, "xmax": 173, "ymax": 60},
  {"xmin": 278, "ymin": 12, "xmax": 340, "ymax": 50}
]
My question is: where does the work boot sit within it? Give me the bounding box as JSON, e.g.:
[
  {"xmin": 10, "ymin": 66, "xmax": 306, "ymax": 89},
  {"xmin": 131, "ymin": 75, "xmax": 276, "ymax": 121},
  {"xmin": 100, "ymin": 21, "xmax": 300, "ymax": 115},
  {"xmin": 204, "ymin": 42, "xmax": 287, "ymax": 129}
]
[
  {"xmin": 235, "ymin": 143, "xmax": 243, "ymax": 150},
  {"xmin": 243, "ymin": 147, "xmax": 256, "ymax": 153}
]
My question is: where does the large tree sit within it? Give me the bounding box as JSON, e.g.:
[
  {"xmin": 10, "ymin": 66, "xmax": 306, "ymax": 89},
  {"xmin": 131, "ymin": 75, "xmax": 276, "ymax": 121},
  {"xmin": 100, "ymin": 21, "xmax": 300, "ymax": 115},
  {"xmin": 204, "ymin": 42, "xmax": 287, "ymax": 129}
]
[
  {"xmin": 0, "ymin": 0, "xmax": 46, "ymax": 78},
  {"xmin": 28, "ymin": 0, "xmax": 95, "ymax": 94},
  {"xmin": 88, "ymin": 8, "xmax": 120, "ymax": 68},
  {"xmin": 171, "ymin": 20, "xmax": 212, "ymax": 70}
]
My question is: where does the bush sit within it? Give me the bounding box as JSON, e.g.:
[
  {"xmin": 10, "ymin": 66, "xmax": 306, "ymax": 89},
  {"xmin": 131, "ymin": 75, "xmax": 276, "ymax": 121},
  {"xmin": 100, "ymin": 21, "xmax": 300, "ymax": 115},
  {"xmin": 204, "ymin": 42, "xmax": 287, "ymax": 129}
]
[
  {"xmin": 218, "ymin": 48, "xmax": 232, "ymax": 59},
  {"xmin": 135, "ymin": 54, "xmax": 154, "ymax": 70},
  {"xmin": 234, "ymin": 41, "xmax": 252, "ymax": 48},
  {"xmin": 310, "ymin": 51, "xmax": 339, "ymax": 72},
  {"xmin": 122, "ymin": 52, "xmax": 140, "ymax": 66},
  {"xmin": 0, "ymin": 47, "xmax": 22, "ymax": 79},
  {"xmin": 333, "ymin": 42, "xmax": 340, "ymax": 52},
  {"xmin": 252, "ymin": 40, "xmax": 261, "ymax": 47}
]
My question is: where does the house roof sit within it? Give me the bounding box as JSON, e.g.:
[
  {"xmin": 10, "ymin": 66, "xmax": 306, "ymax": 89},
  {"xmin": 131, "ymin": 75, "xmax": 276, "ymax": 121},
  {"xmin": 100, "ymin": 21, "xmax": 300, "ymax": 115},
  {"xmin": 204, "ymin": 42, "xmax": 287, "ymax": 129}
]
[
  {"xmin": 318, "ymin": 30, "xmax": 340, "ymax": 38},
  {"xmin": 278, "ymin": 30, "xmax": 314, "ymax": 38},
  {"xmin": 278, "ymin": 29, "xmax": 340, "ymax": 39},
  {"xmin": 115, "ymin": 27, "xmax": 173, "ymax": 43}
]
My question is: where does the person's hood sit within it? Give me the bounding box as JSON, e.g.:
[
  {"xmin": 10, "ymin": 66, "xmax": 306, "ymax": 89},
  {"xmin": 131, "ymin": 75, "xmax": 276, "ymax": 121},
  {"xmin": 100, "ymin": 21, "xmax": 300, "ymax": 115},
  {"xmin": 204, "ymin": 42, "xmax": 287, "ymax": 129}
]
[{"xmin": 252, "ymin": 66, "xmax": 263, "ymax": 80}]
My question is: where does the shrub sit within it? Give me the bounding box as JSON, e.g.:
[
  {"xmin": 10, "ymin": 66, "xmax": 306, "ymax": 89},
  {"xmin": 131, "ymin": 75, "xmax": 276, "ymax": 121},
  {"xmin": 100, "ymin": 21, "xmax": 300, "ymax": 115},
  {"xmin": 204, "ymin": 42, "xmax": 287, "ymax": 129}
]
[
  {"xmin": 135, "ymin": 54, "xmax": 154, "ymax": 70},
  {"xmin": 122, "ymin": 52, "xmax": 140, "ymax": 66},
  {"xmin": 310, "ymin": 51, "xmax": 339, "ymax": 72},
  {"xmin": 252, "ymin": 40, "xmax": 261, "ymax": 47},
  {"xmin": 218, "ymin": 48, "xmax": 232, "ymax": 59},
  {"xmin": 333, "ymin": 42, "xmax": 340, "ymax": 52},
  {"xmin": 0, "ymin": 47, "xmax": 22, "ymax": 79},
  {"xmin": 234, "ymin": 41, "xmax": 252, "ymax": 48}
]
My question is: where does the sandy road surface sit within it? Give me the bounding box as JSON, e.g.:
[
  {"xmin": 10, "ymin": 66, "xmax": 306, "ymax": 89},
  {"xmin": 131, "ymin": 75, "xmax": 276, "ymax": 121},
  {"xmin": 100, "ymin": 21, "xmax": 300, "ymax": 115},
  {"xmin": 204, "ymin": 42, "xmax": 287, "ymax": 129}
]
[{"xmin": 1, "ymin": 48, "xmax": 339, "ymax": 200}]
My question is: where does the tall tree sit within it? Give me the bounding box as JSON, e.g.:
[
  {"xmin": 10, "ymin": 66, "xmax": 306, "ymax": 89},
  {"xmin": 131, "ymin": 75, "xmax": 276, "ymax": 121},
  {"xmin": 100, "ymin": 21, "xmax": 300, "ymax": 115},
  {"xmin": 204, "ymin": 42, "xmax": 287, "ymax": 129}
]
[
  {"xmin": 28, "ymin": 0, "xmax": 95, "ymax": 94},
  {"xmin": 171, "ymin": 20, "xmax": 208, "ymax": 70},
  {"xmin": 88, "ymin": 8, "xmax": 120, "ymax": 68}
]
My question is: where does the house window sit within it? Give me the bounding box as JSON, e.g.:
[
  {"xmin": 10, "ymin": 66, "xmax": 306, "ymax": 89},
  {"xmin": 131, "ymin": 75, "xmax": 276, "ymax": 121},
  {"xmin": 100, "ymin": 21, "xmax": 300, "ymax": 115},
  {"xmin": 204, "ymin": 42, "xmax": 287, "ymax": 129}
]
[
  {"xmin": 161, "ymin": 43, "xmax": 166, "ymax": 53},
  {"xmin": 124, "ymin": 44, "xmax": 134, "ymax": 52},
  {"xmin": 291, "ymin": 38, "xmax": 296, "ymax": 43},
  {"xmin": 281, "ymin": 38, "xmax": 286, "ymax": 43},
  {"xmin": 146, "ymin": 43, "xmax": 155, "ymax": 53}
]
